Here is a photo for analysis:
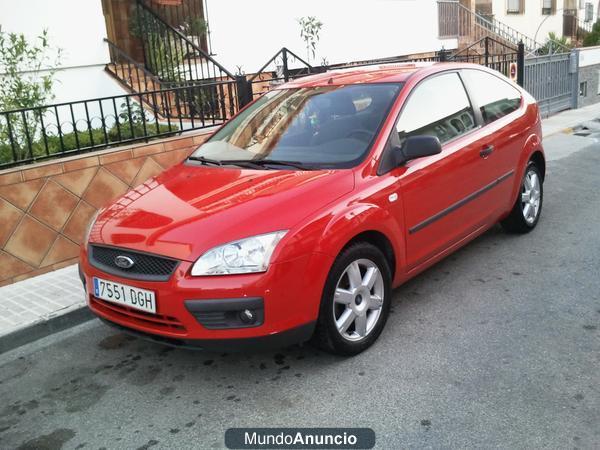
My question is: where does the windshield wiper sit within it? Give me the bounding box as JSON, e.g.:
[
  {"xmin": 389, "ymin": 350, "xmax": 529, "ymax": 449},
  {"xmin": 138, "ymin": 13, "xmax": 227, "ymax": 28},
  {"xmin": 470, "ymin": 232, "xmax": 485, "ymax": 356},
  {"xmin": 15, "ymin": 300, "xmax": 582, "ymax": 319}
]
[
  {"xmin": 220, "ymin": 160, "xmax": 267, "ymax": 170},
  {"xmin": 187, "ymin": 155, "xmax": 223, "ymax": 166},
  {"xmin": 188, "ymin": 156, "xmax": 268, "ymax": 170},
  {"xmin": 189, "ymin": 156, "xmax": 317, "ymax": 171},
  {"xmin": 226, "ymin": 159, "xmax": 317, "ymax": 170}
]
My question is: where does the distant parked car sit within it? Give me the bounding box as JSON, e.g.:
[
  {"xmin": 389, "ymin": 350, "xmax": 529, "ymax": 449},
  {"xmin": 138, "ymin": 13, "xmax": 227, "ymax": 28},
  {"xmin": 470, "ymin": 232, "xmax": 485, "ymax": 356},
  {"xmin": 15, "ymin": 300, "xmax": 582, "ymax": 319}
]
[{"xmin": 79, "ymin": 63, "xmax": 544, "ymax": 355}]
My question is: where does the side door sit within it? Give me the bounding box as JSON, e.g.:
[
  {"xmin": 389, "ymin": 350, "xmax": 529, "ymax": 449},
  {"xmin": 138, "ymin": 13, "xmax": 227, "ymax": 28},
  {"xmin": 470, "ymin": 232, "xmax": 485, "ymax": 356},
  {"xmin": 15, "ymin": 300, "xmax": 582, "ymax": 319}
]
[
  {"xmin": 389, "ymin": 71, "xmax": 501, "ymax": 270},
  {"xmin": 460, "ymin": 69, "xmax": 527, "ymax": 213}
]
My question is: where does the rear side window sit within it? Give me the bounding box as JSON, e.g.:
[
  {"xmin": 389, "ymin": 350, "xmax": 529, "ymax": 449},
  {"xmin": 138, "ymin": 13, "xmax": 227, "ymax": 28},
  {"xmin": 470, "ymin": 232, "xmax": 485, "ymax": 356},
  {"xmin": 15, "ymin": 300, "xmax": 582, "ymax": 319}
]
[
  {"xmin": 462, "ymin": 70, "xmax": 522, "ymax": 125},
  {"xmin": 396, "ymin": 72, "xmax": 476, "ymax": 144}
]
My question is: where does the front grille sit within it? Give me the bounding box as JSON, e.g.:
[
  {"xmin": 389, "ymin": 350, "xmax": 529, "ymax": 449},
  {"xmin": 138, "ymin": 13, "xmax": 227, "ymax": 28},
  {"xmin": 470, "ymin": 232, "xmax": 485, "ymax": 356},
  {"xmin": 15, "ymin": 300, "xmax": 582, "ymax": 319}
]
[
  {"xmin": 91, "ymin": 297, "xmax": 187, "ymax": 334},
  {"xmin": 89, "ymin": 245, "xmax": 179, "ymax": 281}
]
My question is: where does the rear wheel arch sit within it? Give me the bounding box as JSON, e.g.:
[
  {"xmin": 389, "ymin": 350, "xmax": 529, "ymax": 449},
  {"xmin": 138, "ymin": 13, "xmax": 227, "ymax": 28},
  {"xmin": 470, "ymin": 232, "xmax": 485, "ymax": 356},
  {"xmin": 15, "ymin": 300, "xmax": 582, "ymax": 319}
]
[{"xmin": 530, "ymin": 150, "xmax": 546, "ymax": 180}]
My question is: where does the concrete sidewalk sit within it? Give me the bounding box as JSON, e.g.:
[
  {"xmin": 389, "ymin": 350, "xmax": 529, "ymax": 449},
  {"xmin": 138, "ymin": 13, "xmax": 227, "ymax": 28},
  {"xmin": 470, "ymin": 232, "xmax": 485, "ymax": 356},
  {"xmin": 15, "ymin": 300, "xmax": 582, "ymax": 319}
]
[
  {"xmin": 542, "ymin": 101, "xmax": 600, "ymax": 137},
  {"xmin": 2, "ymin": 103, "xmax": 600, "ymax": 354},
  {"xmin": 0, "ymin": 265, "xmax": 90, "ymax": 353}
]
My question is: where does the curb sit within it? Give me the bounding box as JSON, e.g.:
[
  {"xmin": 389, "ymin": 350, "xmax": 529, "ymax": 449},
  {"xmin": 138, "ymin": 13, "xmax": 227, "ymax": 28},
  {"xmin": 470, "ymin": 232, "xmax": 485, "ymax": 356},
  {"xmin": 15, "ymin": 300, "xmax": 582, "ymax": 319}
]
[{"xmin": 0, "ymin": 306, "xmax": 95, "ymax": 355}]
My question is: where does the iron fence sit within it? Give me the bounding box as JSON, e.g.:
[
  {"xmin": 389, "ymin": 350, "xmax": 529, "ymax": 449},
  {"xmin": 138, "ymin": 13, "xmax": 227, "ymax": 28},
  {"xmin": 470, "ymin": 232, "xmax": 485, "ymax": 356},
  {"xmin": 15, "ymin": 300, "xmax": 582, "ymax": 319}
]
[
  {"xmin": 524, "ymin": 52, "xmax": 574, "ymax": 117},
  {"xmin": 448, "ymin": 36, "xmax": 524, "ymax": 83},
  {"xmin": 0, "ymin": 81, "xmax": 238, "ymax": 169},
  {"xmin": 238, "ymin": 39, "xmax": 524, "ymax": 106},
  {"xmin": 106, "ymin": 39, "xmax": 162, "ymax": 94},
  {"xmin": 244, "ymin": 48, "xmax": 321, "ymax": 100},
  {"xmin": 135, "ymin": 0, "xmax": 234, "ymax": 84},
  {"xmin": 0, "ymin": 37, "xmax": 530, "ymax": 170},
  {"xmin": 141, "ymin": 0, "xmax": 209, "ymax": 53}
]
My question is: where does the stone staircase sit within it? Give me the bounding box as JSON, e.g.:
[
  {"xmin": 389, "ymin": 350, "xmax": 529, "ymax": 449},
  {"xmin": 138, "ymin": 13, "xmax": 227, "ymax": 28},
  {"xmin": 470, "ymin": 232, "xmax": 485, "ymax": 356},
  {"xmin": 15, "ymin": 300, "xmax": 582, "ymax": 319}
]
[
  {"xmin": 438, "ymin": 0, "xmax": 570, "ymax": 56},
  {"xmin": 103, "ymin": 0, "xmax": 237, "ymax": 121}
]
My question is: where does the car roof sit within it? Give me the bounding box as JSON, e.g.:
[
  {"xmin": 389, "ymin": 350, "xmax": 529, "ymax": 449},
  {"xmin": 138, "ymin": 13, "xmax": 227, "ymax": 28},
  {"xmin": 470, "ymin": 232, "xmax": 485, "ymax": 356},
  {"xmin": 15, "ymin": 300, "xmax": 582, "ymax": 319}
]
[{"xmin": 278, "ymin": 62, "xmax": 489, "ymax": 88}]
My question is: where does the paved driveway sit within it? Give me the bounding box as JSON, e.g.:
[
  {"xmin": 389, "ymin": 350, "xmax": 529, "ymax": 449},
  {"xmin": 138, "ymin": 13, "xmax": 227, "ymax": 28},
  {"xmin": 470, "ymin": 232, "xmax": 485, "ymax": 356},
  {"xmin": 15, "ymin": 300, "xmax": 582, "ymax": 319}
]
[{"xmin": 1, "ymin": 134, "xmax": 599, "ymax": 450}]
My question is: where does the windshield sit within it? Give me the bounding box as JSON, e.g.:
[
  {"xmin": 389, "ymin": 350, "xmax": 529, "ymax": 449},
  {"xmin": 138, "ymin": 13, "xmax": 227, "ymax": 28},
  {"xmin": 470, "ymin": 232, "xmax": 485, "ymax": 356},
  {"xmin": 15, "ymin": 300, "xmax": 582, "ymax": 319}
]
[{"xmin": 190, "ymin": 83, "xmax": 402, "ymax": 169}]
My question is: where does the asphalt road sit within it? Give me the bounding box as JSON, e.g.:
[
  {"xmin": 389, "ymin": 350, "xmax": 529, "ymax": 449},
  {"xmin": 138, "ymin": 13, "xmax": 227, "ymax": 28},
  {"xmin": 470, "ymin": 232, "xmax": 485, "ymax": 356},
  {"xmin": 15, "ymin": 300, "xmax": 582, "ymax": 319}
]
[{"xmin": 1, "ymin": 133, "xmax": 599, "ymax": 450}]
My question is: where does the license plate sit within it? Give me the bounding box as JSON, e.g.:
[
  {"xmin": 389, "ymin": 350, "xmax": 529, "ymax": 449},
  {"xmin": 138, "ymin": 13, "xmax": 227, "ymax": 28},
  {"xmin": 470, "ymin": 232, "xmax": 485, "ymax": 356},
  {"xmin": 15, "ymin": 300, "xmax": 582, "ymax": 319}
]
[{"xmin": 93, "ymin": 277, "xmax": 156, "ymax": 314}]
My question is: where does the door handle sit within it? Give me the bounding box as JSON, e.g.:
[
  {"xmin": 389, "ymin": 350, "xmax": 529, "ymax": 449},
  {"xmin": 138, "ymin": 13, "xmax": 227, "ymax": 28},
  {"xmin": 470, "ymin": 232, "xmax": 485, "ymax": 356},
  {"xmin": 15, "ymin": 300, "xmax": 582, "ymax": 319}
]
[{"xmin": 480, "ymin": 145, "xmax": 494, "ymax": 158}]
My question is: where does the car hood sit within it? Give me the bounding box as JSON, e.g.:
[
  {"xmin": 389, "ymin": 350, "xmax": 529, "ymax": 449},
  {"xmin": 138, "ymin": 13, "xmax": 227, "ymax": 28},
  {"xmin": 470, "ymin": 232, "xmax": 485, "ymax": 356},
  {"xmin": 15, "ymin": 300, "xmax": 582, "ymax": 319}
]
[{"xmin": 90, "ymin": 164, "xmax": 354, "ymax": 262}]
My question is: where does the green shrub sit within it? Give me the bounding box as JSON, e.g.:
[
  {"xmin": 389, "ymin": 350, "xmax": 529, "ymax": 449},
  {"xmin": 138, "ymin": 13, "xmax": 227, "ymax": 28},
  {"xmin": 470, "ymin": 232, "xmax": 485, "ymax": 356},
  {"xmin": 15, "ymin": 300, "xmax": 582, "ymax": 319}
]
[{"xmin": 0, "ymin": 122, "xmax": 178, "ymax": 167}]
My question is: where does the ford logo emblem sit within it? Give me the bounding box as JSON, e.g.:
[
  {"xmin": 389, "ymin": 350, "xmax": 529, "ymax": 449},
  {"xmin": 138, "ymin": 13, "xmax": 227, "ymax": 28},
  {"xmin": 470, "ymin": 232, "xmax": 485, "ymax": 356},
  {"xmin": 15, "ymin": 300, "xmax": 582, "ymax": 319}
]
[{"xmin": 114, "ymin": 255, "xmax": 135, "ymax": 269}]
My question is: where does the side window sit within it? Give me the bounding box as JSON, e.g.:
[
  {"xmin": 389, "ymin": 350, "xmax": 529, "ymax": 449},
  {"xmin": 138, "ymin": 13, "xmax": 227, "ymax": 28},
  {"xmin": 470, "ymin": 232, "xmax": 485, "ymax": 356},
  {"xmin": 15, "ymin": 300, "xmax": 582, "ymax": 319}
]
[
  {"xmin": 462, "ymin": 70, "xmax": 522, "ymax": 125},
  {"xmin": 396, "ymin": 73, "xmax": 476, "ymax": 144}
]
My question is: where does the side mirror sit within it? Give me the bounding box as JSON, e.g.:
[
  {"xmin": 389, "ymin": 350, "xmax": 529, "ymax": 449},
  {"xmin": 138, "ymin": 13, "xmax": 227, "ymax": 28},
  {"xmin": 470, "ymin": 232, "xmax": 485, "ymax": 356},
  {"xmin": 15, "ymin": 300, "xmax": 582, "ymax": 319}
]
[{"xmin": 395, "ymin": 135, "xmax": 442, "ymax": 165}]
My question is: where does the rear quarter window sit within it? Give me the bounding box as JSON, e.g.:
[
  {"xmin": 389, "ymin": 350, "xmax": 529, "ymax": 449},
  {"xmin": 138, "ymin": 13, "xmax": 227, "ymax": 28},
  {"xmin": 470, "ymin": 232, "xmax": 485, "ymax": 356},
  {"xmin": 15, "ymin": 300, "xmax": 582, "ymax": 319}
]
[{"xmin": 462, "ymin": 70, "xmax": 522, "ymax": 125}]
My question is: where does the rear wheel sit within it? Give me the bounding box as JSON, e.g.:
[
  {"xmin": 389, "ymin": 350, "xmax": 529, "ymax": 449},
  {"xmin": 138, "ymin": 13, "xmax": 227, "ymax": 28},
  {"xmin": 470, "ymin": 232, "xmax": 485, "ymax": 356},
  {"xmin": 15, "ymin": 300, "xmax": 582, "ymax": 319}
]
[
  {"xmin": 501, "ymin": 161, "xmax": 543, "ymax": 234},
  {"xmin": 312, "ymin": 242, "xmax": 391, "ymax": 356}
]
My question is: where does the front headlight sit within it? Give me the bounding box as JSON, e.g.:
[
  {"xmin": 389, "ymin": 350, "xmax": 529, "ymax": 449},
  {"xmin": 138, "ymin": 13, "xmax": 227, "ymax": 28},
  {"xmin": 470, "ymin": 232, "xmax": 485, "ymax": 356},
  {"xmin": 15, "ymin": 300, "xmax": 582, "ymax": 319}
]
[{"xmin": 190, "ymin": 231, "xmax": 288, "ymax": 276}]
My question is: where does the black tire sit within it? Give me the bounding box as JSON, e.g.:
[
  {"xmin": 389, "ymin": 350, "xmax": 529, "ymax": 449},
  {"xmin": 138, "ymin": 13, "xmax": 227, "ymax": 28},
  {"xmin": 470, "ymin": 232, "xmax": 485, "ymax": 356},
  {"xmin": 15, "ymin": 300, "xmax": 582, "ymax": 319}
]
[
  {"xmin": 501, "ymin": 161, "xmax": 544, "ymax": 234},
  {"xmin": 311, "ymin": 242, "xmax": 392, "ymax": 356}
]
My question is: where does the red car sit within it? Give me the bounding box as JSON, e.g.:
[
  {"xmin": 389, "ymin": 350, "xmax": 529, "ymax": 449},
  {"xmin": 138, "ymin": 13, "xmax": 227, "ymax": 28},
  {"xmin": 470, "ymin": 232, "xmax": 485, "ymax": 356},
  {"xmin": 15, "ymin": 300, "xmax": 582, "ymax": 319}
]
[{"xmin": 79, "ymin": 63, "xmax": 544, "ymax": 355}]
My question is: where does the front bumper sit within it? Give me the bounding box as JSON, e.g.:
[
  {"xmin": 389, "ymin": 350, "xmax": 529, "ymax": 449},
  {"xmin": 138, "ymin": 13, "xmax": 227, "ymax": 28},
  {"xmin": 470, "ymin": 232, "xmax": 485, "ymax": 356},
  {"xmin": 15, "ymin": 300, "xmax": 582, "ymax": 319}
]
[
  {"xmin": 99, "ymin": 317, "xmax": 316, "ymax": 351},
  {"xmin": 79, "ymin": 245, "xmax": 332, "ymax": 349}
]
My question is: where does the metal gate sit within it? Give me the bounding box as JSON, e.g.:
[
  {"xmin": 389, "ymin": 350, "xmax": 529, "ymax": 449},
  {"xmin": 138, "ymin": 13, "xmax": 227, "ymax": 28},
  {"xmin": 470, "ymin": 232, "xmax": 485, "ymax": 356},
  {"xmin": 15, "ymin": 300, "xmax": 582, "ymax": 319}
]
[{"xmin": 524, "ymin": 53, "xmax": 576, "ymax": 117}]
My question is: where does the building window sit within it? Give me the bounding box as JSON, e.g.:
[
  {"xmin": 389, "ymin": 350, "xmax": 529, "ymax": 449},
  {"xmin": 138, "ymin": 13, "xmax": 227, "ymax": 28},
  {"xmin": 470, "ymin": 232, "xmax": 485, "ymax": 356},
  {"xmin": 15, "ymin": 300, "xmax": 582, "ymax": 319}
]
[
  {"xmin": 580, "ymin": 81, "xmax": 588, "ymax": 97},
  {"xmin": 542, "ymin": 0, "xmax": 557, "ymax": 15},
  {"xmin": 564, "ymin": 0, "xmax": 577, "ymax": 10},
  {"xmin": 585, "ymin": 2, "xmax": 594, "ymax": 21},
  {"xmin": 507, "ymin": 0, "xmax": 524, "ymax": 14}
]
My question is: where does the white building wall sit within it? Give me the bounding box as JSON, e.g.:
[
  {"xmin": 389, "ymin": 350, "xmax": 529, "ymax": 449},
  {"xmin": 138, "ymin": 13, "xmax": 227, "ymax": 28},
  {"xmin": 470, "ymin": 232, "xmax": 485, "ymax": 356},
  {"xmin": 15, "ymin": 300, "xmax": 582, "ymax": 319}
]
[
  {"xmin": 207, "ymin": 0, "xmax": 458, "ymax": 73},
  {"xmin": 0, "ymin": 0, "xmax": 126, "ymax": 104},
  {"xmin": 491, "ymin": 0, "xmax": 598, "ymax": 43}
]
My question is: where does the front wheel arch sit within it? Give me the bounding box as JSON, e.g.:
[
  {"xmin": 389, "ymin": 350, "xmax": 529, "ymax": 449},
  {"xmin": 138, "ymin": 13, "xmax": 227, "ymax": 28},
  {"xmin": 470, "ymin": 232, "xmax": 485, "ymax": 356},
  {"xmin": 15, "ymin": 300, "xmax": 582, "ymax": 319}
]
[{"xmin": 339, "ymin": 231, "xmax": 396, "ymax": 283}]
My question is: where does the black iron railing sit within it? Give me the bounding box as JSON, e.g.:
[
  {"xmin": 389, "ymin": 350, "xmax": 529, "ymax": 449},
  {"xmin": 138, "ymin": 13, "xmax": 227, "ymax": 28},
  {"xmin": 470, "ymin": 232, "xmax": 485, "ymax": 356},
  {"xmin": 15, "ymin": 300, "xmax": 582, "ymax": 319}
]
[
  {"xmin": 135, "ymin": 0, "xmax": 233, "ymax": 84},
  {"xmin": 105, "ymin": 39, "xmax": 162, "ymax": 95},
  {"xmin": 1, "ymin": 39, "xmax": 528, "ymax": 170},
  {"xmin": 141, "ymin": 0, "xmax": 209, "ymax": 53},
  {"xmin": 448, "ymin": 36, "xmax": 524, "ymax": 83},
  {"xmin": 244, "ymin": 48, "xmax": 320, "ymax": 100},
  {"xmin": 0, "ymin": 81, "xmax": 238, "ymax": 169}
]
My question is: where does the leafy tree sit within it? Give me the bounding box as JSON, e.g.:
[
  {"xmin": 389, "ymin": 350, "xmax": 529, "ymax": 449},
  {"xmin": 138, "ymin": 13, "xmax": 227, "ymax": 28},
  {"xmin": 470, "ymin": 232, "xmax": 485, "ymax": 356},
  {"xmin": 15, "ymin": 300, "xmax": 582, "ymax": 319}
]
[
  {"xmin": 0, "ymin": 29, "xmax": 61, "ymax": 111},
  {"xmin": 298, "ymin": 16, "xmax": 323, "ymax": 63},
  {"xmin": 0, "ymin": 28, "xmax": 61, "ymax": 160},
  {"xmin": 583, "ymin": 20, "xmax": 600, "ymax": 47}
]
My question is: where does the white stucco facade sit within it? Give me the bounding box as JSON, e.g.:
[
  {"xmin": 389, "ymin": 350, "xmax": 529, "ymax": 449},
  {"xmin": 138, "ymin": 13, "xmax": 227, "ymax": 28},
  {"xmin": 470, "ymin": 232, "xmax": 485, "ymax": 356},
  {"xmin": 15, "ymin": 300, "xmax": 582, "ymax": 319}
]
[
  {"xmin": 0, "ymin": 0, "xmax": 459, "ymax": 103},
  {"xmin": 488, "ymin": 0, "xmax": 599, "ymax": 43},
  {"xmin": 0, "ymin": 0, "xmax": 125, "ymax": 104},
  {"xmin": 206, "ymin": 0, "xmax": 458, "ymax": 73}
]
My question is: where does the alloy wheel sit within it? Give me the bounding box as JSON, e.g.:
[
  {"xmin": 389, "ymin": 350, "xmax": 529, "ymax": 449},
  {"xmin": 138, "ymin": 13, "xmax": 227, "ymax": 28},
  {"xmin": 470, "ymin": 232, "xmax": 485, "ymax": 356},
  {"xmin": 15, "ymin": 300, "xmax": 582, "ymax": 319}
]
[
  {"xmin": 521, "ymin": 169, "xmax": 541, "ymax": 224},
  {"xmin": 333, "ymin": 258, "xmax": 385, "ymax": 342}
]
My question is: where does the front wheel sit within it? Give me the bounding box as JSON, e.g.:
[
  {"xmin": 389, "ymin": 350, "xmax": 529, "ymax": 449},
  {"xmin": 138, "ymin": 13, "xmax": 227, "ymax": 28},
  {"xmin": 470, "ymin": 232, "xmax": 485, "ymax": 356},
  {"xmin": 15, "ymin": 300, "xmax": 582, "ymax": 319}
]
[
  {"xmin": 312, "ymin": 242, "xmax": 391, "ymax": 356},
  {"xmin": 501, "ymin": 161, "xmax": 543, "ymax": 234}
]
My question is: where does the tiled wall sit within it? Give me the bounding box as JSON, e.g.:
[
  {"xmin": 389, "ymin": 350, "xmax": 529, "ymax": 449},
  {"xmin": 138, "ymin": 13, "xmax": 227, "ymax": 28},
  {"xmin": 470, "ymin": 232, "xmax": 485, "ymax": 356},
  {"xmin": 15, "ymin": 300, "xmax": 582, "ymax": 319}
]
[{"xmin": 0, "ymin": 130, "xmax": 211, "ymax": 286}]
